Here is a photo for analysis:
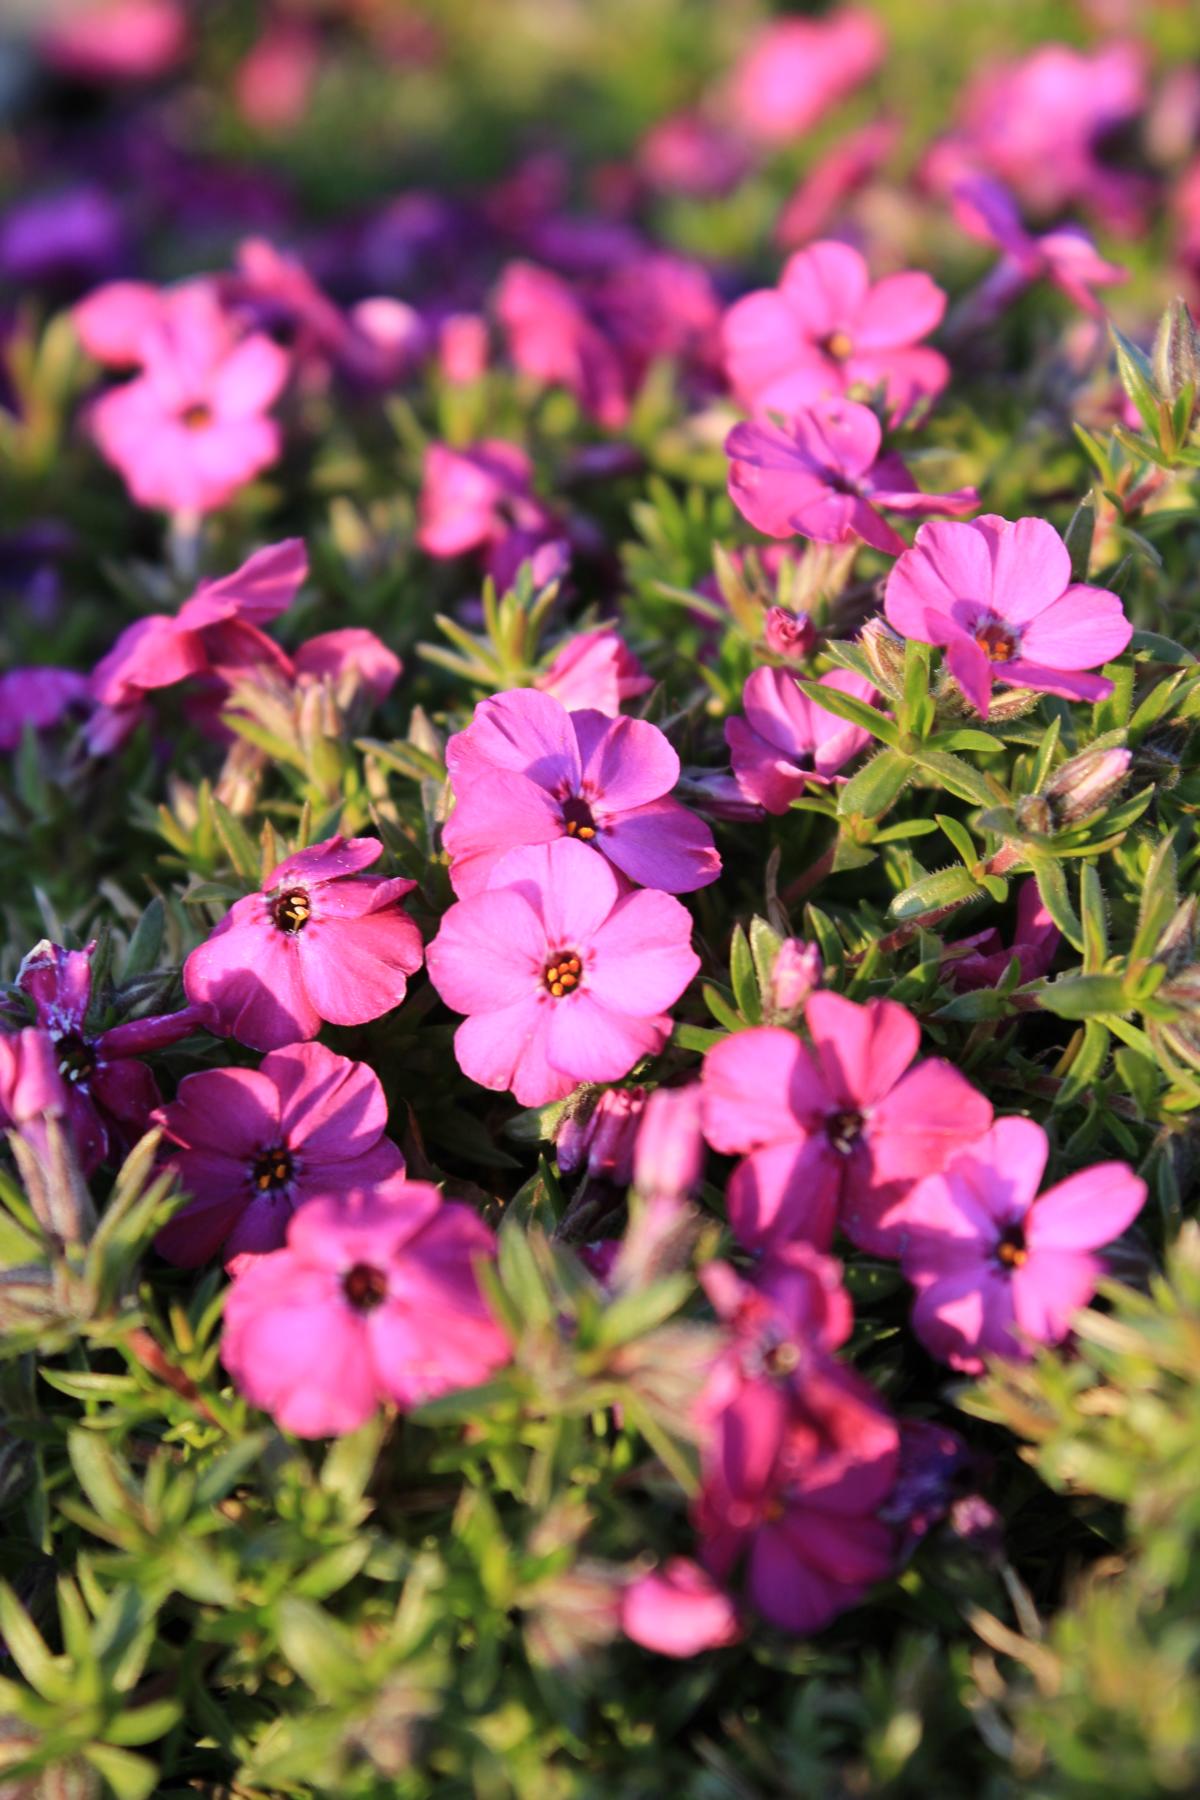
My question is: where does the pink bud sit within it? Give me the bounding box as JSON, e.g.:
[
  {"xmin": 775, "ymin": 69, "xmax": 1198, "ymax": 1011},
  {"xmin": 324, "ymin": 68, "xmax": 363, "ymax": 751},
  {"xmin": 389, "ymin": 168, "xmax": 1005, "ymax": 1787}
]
[
  {"xmin": 621, "ymin": 1558, "xmax": 740, "ymax": 1657},
  {"xmin": 0, "ymin": 1029, "xmax": 67, "ymax": 1127},
  {"xmin": 557, "ymin": 1087, "xmax": 646, "ymax": 1185},
  {"xmin": 438, "ymin": 313, "xmax": 489, "ymax": 384},
  {"xmin": 633, "ymin": 1085, "xmax": 704, "ymax": 1200},
  {"xmin": 763, "ymin": 605, "xmax": 815, "ymax": 662},
  {"xmin": 769, "ymin": 939, "xmax": 823, "ymax": 1017}
]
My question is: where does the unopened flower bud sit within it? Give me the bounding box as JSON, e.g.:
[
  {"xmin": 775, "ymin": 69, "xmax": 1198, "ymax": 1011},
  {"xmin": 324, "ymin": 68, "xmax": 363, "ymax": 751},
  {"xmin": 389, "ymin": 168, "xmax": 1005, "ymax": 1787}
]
[
  {"xmin": 675, "ymin": 767, "xmax": 766, "ymax": 822},
  {"xmin": 1152, "ymin": 964, "xmax": 1200, "ymax": 1071},
  {"xmin": 763, "ymin": 605, "xmax": 815, "ymax": 663},
  {"xmin": 632, "ymin": 1085, "xmax": 704, "ymax": 1201},
  {"xmin": 1155, "ymin": 896, "xmax": 1198, "ymax": 974},
  {"xmin": 1152, "ymin": 296, "xmax": 1200, "ymax": 415},
  {"xmin": 858, "ymin": 616, "xmax": 907, "ymax": 698},
  {"xmin": 556, "ymin": 1087, "xmax": 645, "ymax": 1185},
  {"xmin": 767, "ymin": 938, "xmax": 822, "ymax": 1019},
  {"xmin": 1041, "ymin": 746, "xmax": 1132, "ymax": 827}
]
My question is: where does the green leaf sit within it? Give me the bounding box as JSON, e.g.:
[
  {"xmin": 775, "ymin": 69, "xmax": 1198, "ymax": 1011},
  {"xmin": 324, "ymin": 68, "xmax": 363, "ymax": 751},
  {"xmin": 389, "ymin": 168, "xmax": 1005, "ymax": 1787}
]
[
  {"xmin": 275, "ymin": 1597, "xmax": 360, "ymax": 1703},
  {"xmin": 728, "ymin": 925, "xmax": 760, "ymax": 1023},
  {"xmin": 1079, "ymin": 863, "xmax": 1109, "ymax": 972},
  {"xmin": 120, "ymin": 899, "xmax": 164, "ymax": 980},
  {"xmin": 1031, "ymin": 974, "xmax": 1132, "ymax": 1019},
  {"xmin": 908, "ymin": 745, "xmax": 999, "ymax": 807},
  {"xmin": 1111, "ymin": 325, "xmax": 1161, "ymax": 438},
  {"xmin": 795, "ymin": 679, "xmax": 898, "ymax": 747},
  {"xmin": 702, "ymin": 983, "xmax": 744, "ymax": 1033},
  {"xmin": 1034, "ymin": 858, "xmax": 1085, "ymax": 954},
  {"xmin": 836, "ymin": 748, "xmax": 911, "ymax": 819},
  {"xmin": 935, "ymin": 813, "xmax": 978, "ymax": 870},
  {"xmin": 83, "ymin": 1745, "xmax": 160, "ymax": 1800},
  {"xmin": 889, "ymin": 865, "xmax": 982, "ymax": 922},
  {"xmin": 593, "ymin": 1274, "xmax": 694, "ymax": 1350}
]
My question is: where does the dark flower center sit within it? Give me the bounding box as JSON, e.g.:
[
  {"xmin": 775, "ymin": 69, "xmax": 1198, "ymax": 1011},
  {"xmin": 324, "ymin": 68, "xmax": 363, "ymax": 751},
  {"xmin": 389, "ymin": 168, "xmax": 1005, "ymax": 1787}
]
[
  {"xmin": 181, "ymin": 402, "xmax": 214, "ymax": 430},
  {"xmin": 342, "ymin": 1263, "xmax": 388, "ymax": 1310},
  {"xmin": 826, "ymin": 1109, "xmax": 864, "ymax": 1155},
  {"xmin": 561, "ymin": 795, "xmax": 597, "ymax": 842},
  {"xmin": 823, "ymin": 330, "xmax": 854, "ymax": 361},
  {"xmin": 272, "ymin": 888, "xmax": 312, "ymax": 934},
  {"xmin": 56, "ymin": 1032, "xmax": 97, "ymax": 1087},
  {"xmin": 762, "ymin": 1339, "xmax": 801, "ymax": 1378},
  {"xmin": 975, "ymin": 619, "xmax": 1017, "ymax": 663},
  {"xmin": 995, "ymin": 1225, "xmax": 1028, "ymax": 1269},
  {"xmin": 252, "ymin": 1147, "xmax": 294, "ymax": 1192},
  {"xmin": 543, "ymin": 951, "xmax": 582, "ymax": 997}
]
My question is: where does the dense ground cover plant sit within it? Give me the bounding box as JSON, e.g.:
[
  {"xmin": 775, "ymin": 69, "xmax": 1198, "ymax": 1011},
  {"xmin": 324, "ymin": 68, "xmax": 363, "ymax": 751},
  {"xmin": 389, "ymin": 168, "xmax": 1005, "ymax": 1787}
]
[{"xmin": 4, "ymin": 0, "xmax": 1200, "ymax": 1794}]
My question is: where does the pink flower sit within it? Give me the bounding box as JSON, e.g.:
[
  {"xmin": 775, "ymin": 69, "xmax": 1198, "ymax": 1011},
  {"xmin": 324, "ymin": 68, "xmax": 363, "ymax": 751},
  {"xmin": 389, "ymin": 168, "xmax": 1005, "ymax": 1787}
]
[
  {"xmin": 723, "ymin": 9, "xmax": 885, "ymax": 146},
  {"xmin": 86, "ymin": 282, "xmax": 288, "ymax": 516},
  {"xmin": 700, "ymin": 995, "xmax": 993, "ymax": 1254},
  {"xmin": 233, "ymin": 17, "xmax": 321, "ymax": 132},
  {"xmin": 535, "ymin": 628, "xmax": 653, "ymax": 716},
  {"xmin": 952, "ymin": 175, "xmax": 1127, "ymax": 318},
  {"xmin": 696, "ymin": 1349, "xmax": 898, "ymax": 1636},
  {"xmin": 40, "ymin": 0, "xmax": 190, "ymax": 84},
  {"xmin": 0, "ymin": 1028, "xmax": 70, "ymax": 1151},
  {"xmin": 154, "ymin": 1040, "xmax": 405, "ymax": 1268},
  {"xmin": 947, "ymin": 42, "xmax": 1148, "ymax": 227},
  {"xmin": 183, "ymin": 835, "xmax": 423, "ymax": 1053},
  {"xmin": 722, "ymin": 240, "xmax": 949, "ymax": 424},
  {"xmin": 291, "ymin": 630, "xmax": 402, "ymax": 712},
  {"xmin": 443, "ymin": 688, "xmax": 720, "ymax": 897},
  {"xmin": 942, "ymin": 879, "xmax": 1060, "ymax": 992},
  {"xmin": 775, "ymin": 120, "xmax": 898, "ymax": 249},
  {"xmin": 495, "ymin": 261, "xmax": 627, "ymax": 429},
  {"xmin": 888, "ymin": 1118, "xmax": 1146, "ymax": 1372},
  {"xmin": 633, "ymin": 1084, "xmax": 705, "ymax": 1201},
  {"xmin": 726, "ymin": 667, "xmax": 877, "ymax": 814},
  {"xmin": 74, "ymin": 280, "xmax": 174, "ymax": 366},
  {"xmin": 701, "ymin": 1242, "xmax": 854, "ymax": 1411},
  {"xmin": 636, "ymin": 114, "xmax": 750, "ymax": 199},
  {"xmin": 226, "ymin": 239, "xmax": 424, "ymax": 388},
  {"xmin": 221, "ymin": 1184, "xmax": 509, "ymax": 1436},
  {"xmin": 416, "ymin": 440, "xmax": 559, "ymax": 587},
  {"xmin": 426, "ymin": 838, "xmax": 700, "ymax": 1107},
  {"xmin": 621, "ymin": 1559, "xmax": 740, "ymax": 1657},
  {"xmin": 726, "ymin": 398, "xmax": 977, "ymax": 556},
  {"xmin": 763, "ymin": 606, "xmax": 815, "ymax": 663},
  {"xmin": 18, "ymin": 939, "xmax": 204, "ymax": 1175},
  {"xmin": 883, "ymin": 516, "xmax": 1132, "ymax": 720},
  {"xmin": 0, "ymin": 669, "xmax": 89, "ymax": 752}
]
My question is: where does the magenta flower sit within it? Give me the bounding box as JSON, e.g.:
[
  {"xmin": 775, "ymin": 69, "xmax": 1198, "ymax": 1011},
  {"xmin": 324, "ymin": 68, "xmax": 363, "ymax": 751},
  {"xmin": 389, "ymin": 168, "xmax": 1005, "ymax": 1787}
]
[
  {"xmin": 722, "ymin": 240, "xmax": 949, "ymax": 425},
  {"xmin": 723, "ymin": 9, "xmax": 885, "ymax": 146},
  {"xmin": 443, "ymin": 688, "xmax": 720, "ymax": 897},
  {"xmin": 0, "ymin": 669, "xmax": 89, "ymax": 752},
  {"xmin": 952, "ymin": 175, "xmax": 1127, "ymax": 318},
  {"xmin": 426, "ymin": 838, "xmax": 700, "ymax": 1107},
  {"xmin": 416, "ymin": 440, "xmax": 554, "ymax": 566},
  {"xmin": 886, "ymin": 1118, "xmax": 1146, "ymax": 1372},
  {"xmin": 884, "ymin": 516, "xmax": 1133, "ymax": 720},
  {"xmin": 696, "ymin": 1350, "xmax": 898, "ymax": 1636},
  {"xmin": 221, "ymin": 1184, "xmax": 510, "ymax": 1437},
  {"xmin": 226, "ymin": 238, "xmax": 425, "ymax": 388},
  {"xmin": 621, "ymin": 1559, "xmax": 741, "ymax": 1657},
  {"xmin": 637, "ymin": 113, "xmax": 750, "ymax": 199},
  {"xmin": 40, "ymin": 0, "xmax": 189, "ymax": 84},
  {"xmin": 290, "ymin": 629, "xmax": 402, "ymax": 713},
  {"xmin": 183, "ymin": 836, "xmax": 423, "ymax": 1053},
  {"xmin": 700, "ymin": 1241, "xmax": 854, "ymax": 1415},
  {"xmin": 700, "ymin": 996, "xmax": 993, "ymax": 1254},
  {"xmin": 86, "ymin": 281, "xmax": 288, "ymax": 517},
  {"xmin": 535, "ymin": 628, "xmax": 653, "ymax": 717},
  {"xmin": 17, "ymin": 939, "xmax": 203, "ymax": 1174},
  {"xmin": 942, "ymin": 879, "xmax": 1060, "ymax": 992},
  {"xmin": 726, "ymin": 667, "xmax": 877, "ymax": 814},
  {"xmin": 495, "ymin": 261, "xmax": 628, "ymax": 429},
  {"xmin": 153, "ymin": 1039, "xmax": 404, "ymax": 1268},
  {"xmin": 726, "ymin": 398, "xmax": 977, "ymax": 556}
]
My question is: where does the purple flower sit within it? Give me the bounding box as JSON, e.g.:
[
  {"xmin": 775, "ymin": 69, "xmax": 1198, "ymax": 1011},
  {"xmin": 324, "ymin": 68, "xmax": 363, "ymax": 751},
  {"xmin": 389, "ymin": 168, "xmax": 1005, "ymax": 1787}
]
[
  {"xmin": 18, "ymin": 939, "xmax": 203, "ymax": 1173},
  {"xmin": 952, "ymin": 175, "xmax": 1127, "ymax": 318},
  {"xmin": 887, "ymin": 1117, "xmax": 1146, "ymax": 1372},
  {"xmin": 0, "ymin": 669, "xmax": 89, "ymax": 753},
  {"xmin": 221, "ymin": 1184, "xmax": 510, "ymax": 1436},
  {"xmin": 701, "ymin": 995, "xmax": 993, "ymax": 1254},
  {"xmin": 942, "ymin": 879, "xmax": 1060, "ymax": 992},
  {"xmin": 426, "ymin": 837, "xmax": 700, "ymax": 1107},
  {"xmin": 722, "ymin": 240, "xmax": 949, "ymax": 425},
  {"xmin": 153, "ymin": 1040, "xmax": 405, "ymax": 1268},
  {"xmin": 884, "ymin": 515, "xmax": 1132, "ymax": 720},
  {"xmin": 183, "ymin": 836, "xmax": 424, "ymax": 1053},
  {"xmin": 726, "ymin": 667, "xmax": 877, "ymax": 814},
  {"xmin": 727, "ymin": 398, "xmax": 977, "ymax": 555},
  {"xmin": 444, "ymin": 688, "xmax": 720, "ymax": 897}
]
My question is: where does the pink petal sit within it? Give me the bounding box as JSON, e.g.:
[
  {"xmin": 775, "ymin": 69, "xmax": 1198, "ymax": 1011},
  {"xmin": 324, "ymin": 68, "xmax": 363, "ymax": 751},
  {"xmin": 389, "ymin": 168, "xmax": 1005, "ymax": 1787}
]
[
  {"xmin": 726, "ymin": 1137, "xmax": 841, "ymax": 1251},
  {"xmin": 1016, "ymin": 584, "xmax": 1132, "ymax": 669},
  {"xmin": 599, "ymin": 798, "xmax": 721, "ymax": 893},
  {"xmin": 446, "ymin": 687, "xmax": 581, "ymax": 791},
  {"xmin": 701, "ymin": 1025, "xmax": 827, "ymax": 1153},
  {"xmin": 846, "ymin": 345, "xmax": 948, "ymax": 420},
  {"xmin": 1026, "ymin": 1163, "xmax": 1146, "ymax": 1252},
  {"xmin": 210, "ymin": 333, "xmax": 289, "ymax": 419},
  {"xmin": 945, "ymin": 634, "xmax": 995, "ymax": 717},
  {"xmin": 572, "ymin": 709, "xmax": 680, "ymax": 812},
  {"xmin": 867, "ymin": 1059, "xmax": 995, "ymax": 1179},
  {"xmin": 778, "ymin": 240, "xmax": 869, "ymax": 333},
  {"xmin": 745, "ymin": 1528, "xmax": 854, "ymax": 1635},
  {"xmin": 426, "ymin": 887, "xmax": 546, "ymax": 1014},
  {"xmin": 1011, "ymin": 1248, "xmax": 1103, "ymax": 1345},
  {"xmin": 910, "ymin": 1264, "xmax": 1016, "ymax": 1372},
  {"xmin": 179, "ymin": 538, "xmax": 308, "ymax": 630},
  {"xmin": 265, "ymin": 1041, "xmax": 389, "ymax": 1160},
  {"xmin": 853, "ymin": 271, "xmax": 946, "ymax": 349},
  {"xmin": 222, "ymin": 1261, "xmax": 380, "ymax": 1437},
  {"xmin": 546, "ymin": 991, "xmax": 671, "ymax": 1084},
  {"xmin": 621, "ymin": 1560, "xmax": 740, "ymax": 1658},
  {"xmin": 996, "ymin": 661, "xmax": 1113, "ymax": 705},
  {"xmin": 988, "ymin": 517, "xmax": 1073, "ymax": 623},
  {"xmin": 583, "ymin": 888, "xmax": 700, "ymax": 1014},
  {"xmin": 268, "ymin": 835, "xmax": 383, "ymax": 888},
  {"xmin": 491, "ymin": 837, "xmax": 622, "ymax": 950},
  {"xmin": 454, "ymin": 1000, "xmax": 576, "ymax": 1105},
  {"xmin": 805, "ymin": 991, "xmax": 919, "ymax": 1109},
  {"xmin": 184, "ymin": 907, "xmax": 321, "ymax": 1051},
  {"xmin": 295, "ymin": 907, "xmax": 422, "ymax": 1028},
  {"xmin": 154, "ymin": 1063, "xmax": 280, "ymax": 1155},
  {"xmin": 443, "ymin": 770, "xmax": 564, "ymax": 897}
]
